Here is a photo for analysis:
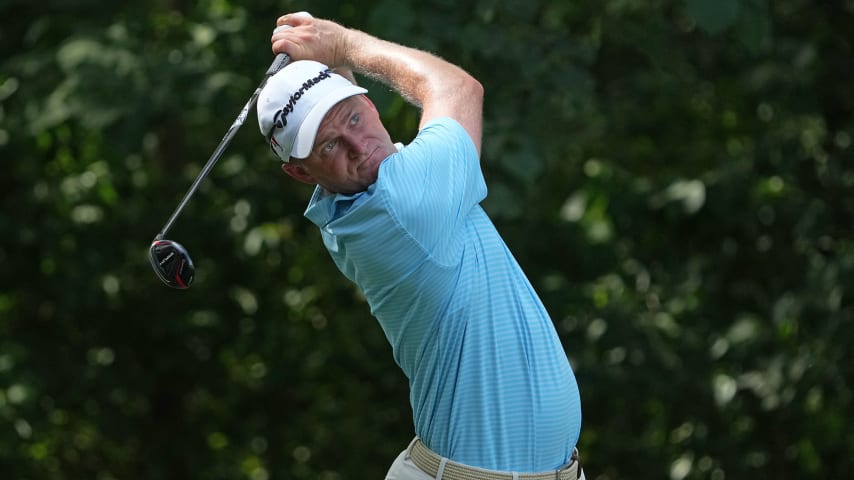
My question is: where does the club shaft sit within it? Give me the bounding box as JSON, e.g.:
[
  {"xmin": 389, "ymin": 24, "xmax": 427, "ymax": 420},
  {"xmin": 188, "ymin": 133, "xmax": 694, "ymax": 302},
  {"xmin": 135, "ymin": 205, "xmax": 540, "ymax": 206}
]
[{"xmin": 156, "ymin": 52, "xmax": 291, "ymax": 239}]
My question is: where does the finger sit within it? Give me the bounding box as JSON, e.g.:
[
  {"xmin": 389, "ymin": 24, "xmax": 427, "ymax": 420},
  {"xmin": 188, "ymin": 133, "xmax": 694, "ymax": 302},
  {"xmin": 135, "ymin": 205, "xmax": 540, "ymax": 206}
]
[
  {"xmin": 270, "ymin": 27, "xmax": 288, "ymax": 53},
  {"xmin": 270, "ymin": 23, "xmax": 297, "ymax": 47},
  {"xmin": 270, "ymin": 12, "xmax": 315, "ymax": 57},
  {"xmin": 276, "ymin": 11, "xmax": 313, "ymax": 28},
  {"xmin": 271, "ymin": 38, "xmax": 294, "ymax": 55},
  {"xmin": 272, "ymin": 12, "xmax": 313, "ymax": 45}
]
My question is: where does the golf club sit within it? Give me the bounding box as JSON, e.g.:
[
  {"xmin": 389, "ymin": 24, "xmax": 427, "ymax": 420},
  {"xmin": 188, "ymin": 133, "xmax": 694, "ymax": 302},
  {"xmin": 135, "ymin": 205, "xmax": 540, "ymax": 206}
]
[{"xmin": 149, "ymin": 24, "xmax": 297, "ymax": 289}]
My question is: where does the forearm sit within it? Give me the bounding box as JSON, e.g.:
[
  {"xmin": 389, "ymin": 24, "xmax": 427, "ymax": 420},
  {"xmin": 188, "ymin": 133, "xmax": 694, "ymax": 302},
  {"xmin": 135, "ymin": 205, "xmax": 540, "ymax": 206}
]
[
  {"xmin": 339, "ymin": 28, "xmax": 483, "ymax": 152},
  {"xmin": 338, "ymin": 30, "xmax": 470, "ymax": 108}
]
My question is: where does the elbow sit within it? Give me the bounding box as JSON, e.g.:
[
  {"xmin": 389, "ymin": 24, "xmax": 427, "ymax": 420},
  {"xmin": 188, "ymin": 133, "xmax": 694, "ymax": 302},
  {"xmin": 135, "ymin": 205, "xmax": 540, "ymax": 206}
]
[
  {"xmin": 462, "ymin": 74, "xmax": 484, "ymax": 105},
  {"xmin": 448, "ymin": 73, "xmax": 483, "ymax": 118}
]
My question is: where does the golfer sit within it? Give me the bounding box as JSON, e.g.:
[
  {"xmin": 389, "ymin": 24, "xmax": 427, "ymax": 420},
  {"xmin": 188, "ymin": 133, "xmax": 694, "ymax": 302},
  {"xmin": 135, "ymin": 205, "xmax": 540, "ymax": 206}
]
[{"xmin": 257, "ymin": 13, "xmax": 584, "ymax": 480}]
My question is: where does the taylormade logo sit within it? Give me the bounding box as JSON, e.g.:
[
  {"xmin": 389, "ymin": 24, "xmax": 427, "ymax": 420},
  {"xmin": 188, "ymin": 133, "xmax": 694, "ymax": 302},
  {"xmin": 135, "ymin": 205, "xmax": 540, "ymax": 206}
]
[
  {"xmin": 159, "ymin": 251, "xmax": 175, "ymax": 266},
  {"xmin": 271, "ymin": 69, "xmax": 333, "ymax": 131}
]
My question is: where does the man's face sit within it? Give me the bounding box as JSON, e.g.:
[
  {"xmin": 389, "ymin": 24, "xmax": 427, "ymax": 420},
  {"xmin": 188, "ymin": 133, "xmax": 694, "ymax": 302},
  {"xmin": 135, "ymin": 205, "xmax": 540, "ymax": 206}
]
[{"xmin": 284, "ymin": 95, "xmax": 396, "ymax": 195}]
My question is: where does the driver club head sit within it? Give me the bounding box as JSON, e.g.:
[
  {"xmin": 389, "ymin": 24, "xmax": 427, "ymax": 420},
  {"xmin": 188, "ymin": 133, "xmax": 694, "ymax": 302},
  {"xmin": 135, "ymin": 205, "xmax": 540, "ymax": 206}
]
[{"xmin": 149, "ymin": 239, "xmax": 196, "ymax": 289}]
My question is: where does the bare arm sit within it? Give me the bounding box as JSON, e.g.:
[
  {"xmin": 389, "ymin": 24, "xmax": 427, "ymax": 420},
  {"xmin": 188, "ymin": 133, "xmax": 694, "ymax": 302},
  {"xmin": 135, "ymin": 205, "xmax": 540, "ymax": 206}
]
[{"xmin": 271, "ymin": 14, "xmax": 483, "ymax": 155}]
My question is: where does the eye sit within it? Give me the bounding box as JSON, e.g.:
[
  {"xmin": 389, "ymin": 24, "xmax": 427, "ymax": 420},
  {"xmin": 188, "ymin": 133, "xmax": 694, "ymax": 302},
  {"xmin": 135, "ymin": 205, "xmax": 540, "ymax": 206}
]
[
  {"xmin": 349, "ymin": 113, "xmax": 360, "ymax": 126},
  {"xmin": 322, "ymin": 138, "xmax": 338, "ymax": 153}
]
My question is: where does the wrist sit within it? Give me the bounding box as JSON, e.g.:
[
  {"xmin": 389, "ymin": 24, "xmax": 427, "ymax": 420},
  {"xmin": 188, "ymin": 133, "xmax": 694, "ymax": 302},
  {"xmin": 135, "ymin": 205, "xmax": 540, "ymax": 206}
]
[{"xmin": 333, "ymin": 27, "xmax": 357, "ymax": 70}]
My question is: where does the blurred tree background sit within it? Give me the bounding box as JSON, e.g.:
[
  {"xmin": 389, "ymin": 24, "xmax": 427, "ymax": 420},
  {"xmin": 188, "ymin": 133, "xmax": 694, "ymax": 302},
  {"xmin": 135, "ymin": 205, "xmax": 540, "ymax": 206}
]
[{"xmin": 1, "ymin": 0, "xmax": 852, "ymax": 478}]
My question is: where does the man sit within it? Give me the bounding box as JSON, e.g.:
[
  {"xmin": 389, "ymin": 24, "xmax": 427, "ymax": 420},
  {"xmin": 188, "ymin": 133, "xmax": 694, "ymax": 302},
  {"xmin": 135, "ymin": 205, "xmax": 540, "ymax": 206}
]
[{"xmin": 257, "ymin": 13, "xmax": 584, "ymax": 480}]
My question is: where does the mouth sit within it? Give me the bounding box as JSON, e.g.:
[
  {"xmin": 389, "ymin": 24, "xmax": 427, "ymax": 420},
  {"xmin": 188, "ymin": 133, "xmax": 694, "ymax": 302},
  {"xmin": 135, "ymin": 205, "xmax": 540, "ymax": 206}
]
[{"xmin": 359, "ymin": 147, "xmax": 381, "ymax": 172}]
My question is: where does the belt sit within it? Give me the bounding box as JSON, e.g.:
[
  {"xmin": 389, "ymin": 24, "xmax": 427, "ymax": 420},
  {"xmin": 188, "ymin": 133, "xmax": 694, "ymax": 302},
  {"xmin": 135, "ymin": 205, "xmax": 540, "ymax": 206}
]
[{"xmin": 409, "ymin": 439, "xmax": 581, "ymax": 480}]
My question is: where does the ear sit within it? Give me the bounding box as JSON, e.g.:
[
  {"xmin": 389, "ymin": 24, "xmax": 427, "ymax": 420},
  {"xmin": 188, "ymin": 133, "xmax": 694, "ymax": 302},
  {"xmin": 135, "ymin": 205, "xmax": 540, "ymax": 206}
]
[{"xmin": 281, "ymin": 162, "xmax": 316, "ymax": 185}]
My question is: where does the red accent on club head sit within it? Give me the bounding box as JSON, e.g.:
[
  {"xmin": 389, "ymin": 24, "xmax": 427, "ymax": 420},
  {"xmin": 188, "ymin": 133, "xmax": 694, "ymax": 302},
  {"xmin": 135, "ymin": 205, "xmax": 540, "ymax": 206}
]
[{"xmin": 174, "ymin": 260, "xmax": 188, "ymax": 289}]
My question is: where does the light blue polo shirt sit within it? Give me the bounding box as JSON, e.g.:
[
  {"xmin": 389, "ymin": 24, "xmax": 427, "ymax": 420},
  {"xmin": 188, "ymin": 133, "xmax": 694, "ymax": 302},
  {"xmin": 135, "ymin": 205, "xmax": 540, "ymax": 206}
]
[{"xmin": 304, "ymin": 118, "xmax": 581, "ymax": 472}]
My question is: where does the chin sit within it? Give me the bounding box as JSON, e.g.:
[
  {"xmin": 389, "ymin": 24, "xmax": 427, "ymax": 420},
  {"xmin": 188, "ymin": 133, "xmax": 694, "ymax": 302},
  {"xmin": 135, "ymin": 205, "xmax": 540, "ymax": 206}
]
[{"xmin": 363, "ymin": 174, "xmax": 379, "ymax": 188}]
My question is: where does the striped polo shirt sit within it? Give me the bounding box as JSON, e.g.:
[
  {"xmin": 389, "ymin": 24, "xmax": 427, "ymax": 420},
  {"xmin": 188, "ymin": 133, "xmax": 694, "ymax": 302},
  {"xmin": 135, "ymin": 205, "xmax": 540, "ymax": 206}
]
[{"xmin": 304, "ymin": 117, "xmax": 581, "ymax": 472}]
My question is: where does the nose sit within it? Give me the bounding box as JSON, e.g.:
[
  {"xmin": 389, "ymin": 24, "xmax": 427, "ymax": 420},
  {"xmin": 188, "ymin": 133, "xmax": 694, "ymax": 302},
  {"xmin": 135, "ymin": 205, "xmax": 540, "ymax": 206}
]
[{"xmin": 344, "ymin": 132, "xmax": 368, "ymax": 159}]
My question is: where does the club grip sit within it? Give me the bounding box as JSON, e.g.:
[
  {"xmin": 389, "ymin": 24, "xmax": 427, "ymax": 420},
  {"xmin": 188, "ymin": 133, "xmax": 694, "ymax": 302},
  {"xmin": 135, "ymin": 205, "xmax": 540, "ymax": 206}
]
[{"xmin": 266, "ymin": 52, "xmax": 291, "ymax": 76}]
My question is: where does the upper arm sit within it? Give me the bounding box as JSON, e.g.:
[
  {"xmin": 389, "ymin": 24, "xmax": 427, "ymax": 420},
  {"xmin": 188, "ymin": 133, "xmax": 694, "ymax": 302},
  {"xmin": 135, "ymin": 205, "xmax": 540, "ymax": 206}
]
[
  {"xmin": 382, "ymin": 119, "xmax": 486, "ymax": 258},
  {"xmin": 419, "ymin": 73, "xmax": 484, "ymax": 157}
]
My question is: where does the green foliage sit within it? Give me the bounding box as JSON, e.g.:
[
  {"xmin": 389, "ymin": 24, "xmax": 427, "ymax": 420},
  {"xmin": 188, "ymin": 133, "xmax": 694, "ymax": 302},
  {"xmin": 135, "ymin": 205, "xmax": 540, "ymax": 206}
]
[{"xmin": 1, "ymin": 0, "xmax": 852, "ymax": 479}]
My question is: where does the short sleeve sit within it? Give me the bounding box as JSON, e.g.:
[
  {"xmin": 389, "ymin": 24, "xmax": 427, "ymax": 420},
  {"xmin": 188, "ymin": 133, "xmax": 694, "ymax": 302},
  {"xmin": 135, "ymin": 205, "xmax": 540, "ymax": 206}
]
[{"xmin": 378, "ymin": 118, "xmax": 486, "ymax": 262}]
